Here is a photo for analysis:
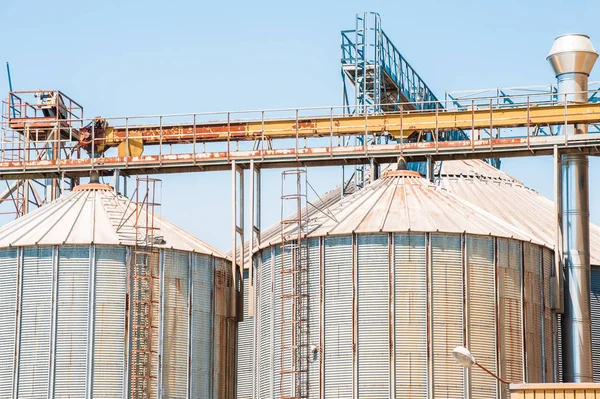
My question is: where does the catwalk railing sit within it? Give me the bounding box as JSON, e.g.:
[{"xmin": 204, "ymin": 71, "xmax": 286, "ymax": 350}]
[{"xmin": 2, "ymin": 90, "xmax": 600, "ymax": 178}]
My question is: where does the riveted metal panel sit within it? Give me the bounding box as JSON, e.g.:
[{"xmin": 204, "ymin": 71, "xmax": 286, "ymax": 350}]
[
  {"xmin": 591, "ymin": 267, "xmax": 600, "ymax": 382},
  {"xmin": 323, "ymin": 236, "xmax": 353, "ymax": 398},
  {"xmin": 161, "ymin": 249, "xmax": 189, "ymax": 398},
  {"xmin": 498, "ymin": 239, "xmax": 524, "ymax": 384},
  {"xmin": 214, "ymin": 256, "xmax": 233, "ymax": 399},
  {"xmin": 237, "ymin": 268, "xmax": 252, "ymax": 399},
  {"xmin": 17, "ymin": 246, "xmax": 53, "ymax": 398},
  {"xmin": 190, "ymin": 253, "xmax": 214, "ymax": 398},
  {"xmin": 307, "ymin": 238, "xmax": 320, "ymax": 399},
  {"xmin": 356, "ymin": 234, "xmax": 389, "ymax": 398},
  {"xmin": 466, "ymin": 236, "xmax": 497, "ymax": 399},
  {"xmin": 394, "ymin": 233, "xmax": 427, "ymax": 399},
  {"xmin": 92, "ymin": 246, "xmax": 127, "ymax": 398},
  {"xmin": 0, "ymin": 248, "xmax": 17, "ymax": 398},
  {"xmin": 523, "ymin": 243, "xmax": 543, "ymax": 383},
  {"xmin": 259, "ymin": 248, "xmax": 273, "ymax": 398},
  {"xmin": 431, "ymin": 234, "xmax": 464, "ymax": 399},
  {"xmin": 542, "ymin": 248, "xmax": 555, "ymax": 382},
  {"xmin": 53, "ymin": 246, "xmax": 90, "ymax": 397}
]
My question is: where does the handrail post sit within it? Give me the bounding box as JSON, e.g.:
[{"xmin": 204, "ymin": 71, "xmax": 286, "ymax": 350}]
[
  {"xmin": 91, "ymin": 118, "xmax": 95, "ymax": 168},
  {"xmin": 227, "ymin": 112, "xmax": 231, "ymax": 163},
  {"xmin": 125, "ymin": 118, "xmax": 129, "ymax": 168},
  {"xmin": 295, "ymin": 108, "xmax": 299, "ymax": 161},
  {"xmin": 159, "ymin": 116, "xmax": 163, "ymax": 165},
  {"xmin": 435, "ymin": 102, "xmax": 439, "ymax": 155},
  {"xmin": 527, "ymin": 96, "xmax": 531, "ymax": 150},
  {"xmin": 471, "ymin": 100, "xmax": 475, "ymax": 152},
  {"xmin": 399, "ymin": 105, "xmax": 404, "ymax": 158},
  {"xmin": 489, "ymin": 98, "xmax": 493, "ymax": 152},
  {"xmin": 193, "ymin": 114, "xmax": 197, "ymax": 166},
  {"xmin": 329, "ymin": 107, "xmax": 333, "ymax": 159},
  {"xmin": 261, "ymin": 111, "xmax": 265, "ymax": 161},
  {"xmin": 364, "ymin": 106, "xmax": 368, "ymax": 155},
  {"xmin": 564, "ymin": 93, "xmax": 568, "ymax": 145}
]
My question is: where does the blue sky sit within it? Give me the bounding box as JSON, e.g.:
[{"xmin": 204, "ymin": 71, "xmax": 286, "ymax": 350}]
[{"xmin": 2, "ymin": 0, "xmax": 600, "ymax": 251}]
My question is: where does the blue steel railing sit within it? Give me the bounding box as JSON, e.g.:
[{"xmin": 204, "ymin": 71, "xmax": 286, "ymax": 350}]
[
  {"xmin": 341, "ymin": 29, "xmax": 439, "ymax": 110},
  {"xmin": 341, "ymin": 12, "xmax": 497, "ymax": 175}
]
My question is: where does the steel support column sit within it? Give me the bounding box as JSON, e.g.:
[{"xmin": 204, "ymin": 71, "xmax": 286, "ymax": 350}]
[
  {"xmin": 553, "ymin": 145, "xmax": 564, "ymax": 313},
  {"xmin": 231, "ymin": 161, "xmax": 244, "ymax": 322},
  {"xmin": 248, "ymin": 159, "xmax": 261, "ymax": 317}
]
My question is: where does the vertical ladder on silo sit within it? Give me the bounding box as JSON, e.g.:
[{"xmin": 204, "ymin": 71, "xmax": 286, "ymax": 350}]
[
  {"xmin": 280, "ymin": 168, "xmax": 310, "ymax": 399},
  {"xmin": 130, "ymin": 177, "xmax": 161, "ymax": 399}
]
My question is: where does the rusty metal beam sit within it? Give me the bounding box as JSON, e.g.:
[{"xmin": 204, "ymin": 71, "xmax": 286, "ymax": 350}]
[
  {"xmin": 1, "ymin": 134, "xmax": 600, "ymax": 179},
  {"xmin": 95, "ymin": 102, "xmax": 600, "ymax": 147}
]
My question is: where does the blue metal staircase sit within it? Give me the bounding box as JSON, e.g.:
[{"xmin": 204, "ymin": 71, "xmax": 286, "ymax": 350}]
[{"xmin": 341, "ymin": 12, "xmax": 498, "ymax": 180}]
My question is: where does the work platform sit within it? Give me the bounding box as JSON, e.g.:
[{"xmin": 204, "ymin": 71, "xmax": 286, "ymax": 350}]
[
  {"xmin": 0, "ymin": 133, "xmax": 597, "ymax": 179},
  {"xmin": 1, "ymin": 94, "xmax": 600, "ymax": 178},
  {"xmin": 0, "ymin": 98, "xmax": 600, "ymax": 179}
]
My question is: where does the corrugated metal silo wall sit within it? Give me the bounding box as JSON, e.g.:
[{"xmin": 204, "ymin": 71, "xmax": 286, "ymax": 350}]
[
  {"xmin": 0, "ymin": 245, "xmax": 129, "ymax": 398},
  {"xmin": 0, "ymin": 245, "xmax": 235, "ymax": 399},
  {"xmin": 93, "ymin": 246, "xmax": 128, "ymax": 398},
  {"xmin": 161, "ymin": 250, "xmax": 190, "ymax": 398},
  {"xmin": 395, "ymin": 233, "xmax": 427, "ymax": 399},
  {"xmin": 213, "ymin": 256, "xmax": 237, "ymax": 399},
  {"xmin": 0, "ymin": 248, "xmax": 18, "ymax": 397},
  {"xmin": 592, "ymin": 266, "xmax": 600, "ymax": 382},
  {"xmin": 238, "ymin": 269, "xmax": 253, "ymax": 398},
  {"xmin": 161, "ymin": 250, "xmax": 236, "ymax": 399},
  {"xmin": 237, "ymin": 234, "xmax": 557, "ymax": 399},
  {"xmin": 190, "ymin": 252, "xmax": 216, "ymax": 398}
]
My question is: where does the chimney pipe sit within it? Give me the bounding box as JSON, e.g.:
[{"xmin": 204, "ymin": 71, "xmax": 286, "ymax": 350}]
[{"xmin": 547, "ymin": 33, "xmax": 597, "ymax": 383}]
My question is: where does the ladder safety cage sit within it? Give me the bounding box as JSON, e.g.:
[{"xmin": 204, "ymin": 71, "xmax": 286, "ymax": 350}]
[{"xmin": 280, "ymin": 168, "xmax": 310, "ymax": 399}]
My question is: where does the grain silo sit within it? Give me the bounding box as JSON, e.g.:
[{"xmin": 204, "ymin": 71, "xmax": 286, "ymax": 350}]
[
  {"xmin": 439, "ymin": 158, "xmax": 600, "ymax": 382},
  {"xmin": 239, "ymin": 168, "xmax": 556, "ymax": 399},
  {"xmin": 0, "ymin": 182, "xmax": 237, "ymax": 398}
]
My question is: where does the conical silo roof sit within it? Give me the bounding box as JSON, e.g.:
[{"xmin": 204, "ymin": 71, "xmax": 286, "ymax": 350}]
[
  {"xmin": 262, "ymin": 169, "xmax": 543, "ymax": 250},
  {"xmin": 0, "ymin": 183, "xmax": 225, "ymax": 256},
  {"xmin": 439, "ymin": 159, "xmax": 600, "ymax": 265}
]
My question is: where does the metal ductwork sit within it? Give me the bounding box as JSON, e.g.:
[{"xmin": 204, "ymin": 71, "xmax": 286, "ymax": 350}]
[{"xmin": 547, "ymin": 33, "xmax": 598, "ymax": 383}]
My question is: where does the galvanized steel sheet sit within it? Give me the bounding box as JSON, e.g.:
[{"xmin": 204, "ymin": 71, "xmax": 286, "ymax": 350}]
[
  {"xmin": 466, "ymin": 236, "xmax": 497, "ymax": 399},
  {"xmin": 497, "ymin": 239, "xmax": 524, "ymax": 385},
  {"xmin": 92, "ymin": 246, "xmax": 127, "ymax": 397},
  {"xmin": 439, "ymin": 159, "xmax": 600, "ymax": 266},
  {"xmin": 161, "ymin": 250, "xmax": 190, "ymax": 398},
  {"xmin": 0, "ymin": 216, "xmax": 237, "ymax": 399},
  {"xmin": 431, "ymin": 234, "xmax": 464, "ymax": 399},
  {"xmin": 54, "ymin": 246, "xmax": 90, "ymax": 397},
  {"xmin": 323, "ymin": 236, "xmax": 353, "ymax": 398},
  {"xmin": 190, "ymin": 254, "xmax": 215, "ymax": 398},
  {"xmin": 357, "ymin": 234, "xmax": 390, "ymax": 398},
  {"xmin": 394, "ymin": 233, "xmax": 427, "ymax": 399},
  {"xmin": 0, "ymin": 249, "xmax": 17, "ymax": 398},
  {"xmin": 523, "ymin": 243, "xmax": 544, "ymax": 383},
  {"xmin": 17, "ymin": 247, "xmax": 53, "ymax": 398},
  {"xmin": 0, "ymin": 186, "xmax": 224, "ymax": 256},
  {"xmin": 591, "ymin": 267, "xmax": 600, "ymax": 382}
]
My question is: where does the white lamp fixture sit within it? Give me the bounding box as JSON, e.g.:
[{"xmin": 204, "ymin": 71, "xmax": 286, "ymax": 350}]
[
  {"xmin": 452, "ymin": 346, "xmax": 476, "ymax": 368},
  {"xmin": 452, "ymin": 346, "xmax": 510, "ymax": 385}
]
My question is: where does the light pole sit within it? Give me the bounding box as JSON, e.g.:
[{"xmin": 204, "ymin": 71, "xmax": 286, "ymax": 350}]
[{"xmin": 452, "ymin": 346, "xmax": 511, "ymax": 385}]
